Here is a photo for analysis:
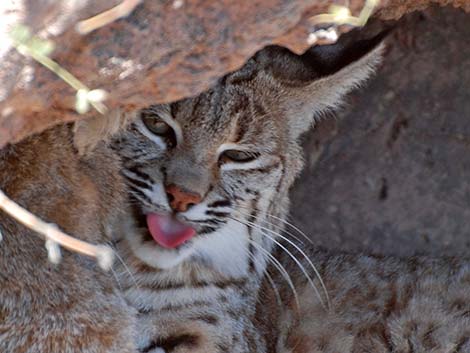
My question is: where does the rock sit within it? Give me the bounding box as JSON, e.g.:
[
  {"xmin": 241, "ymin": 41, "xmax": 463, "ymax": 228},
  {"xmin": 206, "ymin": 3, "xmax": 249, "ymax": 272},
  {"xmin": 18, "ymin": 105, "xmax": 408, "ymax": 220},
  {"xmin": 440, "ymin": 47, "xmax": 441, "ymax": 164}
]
[
  {"xmin": 291, "ymin": 6, "xmax": 470, "ymax": 256},
  {"xmin": 0, "ymin": 0, "xmax": 468, "ymax": 148}
]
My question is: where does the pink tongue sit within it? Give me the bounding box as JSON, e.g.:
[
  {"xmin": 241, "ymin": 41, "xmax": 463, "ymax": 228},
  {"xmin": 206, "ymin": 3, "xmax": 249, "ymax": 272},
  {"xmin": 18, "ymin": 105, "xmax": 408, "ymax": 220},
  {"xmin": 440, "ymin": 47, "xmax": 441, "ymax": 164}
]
[{"xmin": 146, "ymin": 213, "xmax": 196, "ymax": 249}]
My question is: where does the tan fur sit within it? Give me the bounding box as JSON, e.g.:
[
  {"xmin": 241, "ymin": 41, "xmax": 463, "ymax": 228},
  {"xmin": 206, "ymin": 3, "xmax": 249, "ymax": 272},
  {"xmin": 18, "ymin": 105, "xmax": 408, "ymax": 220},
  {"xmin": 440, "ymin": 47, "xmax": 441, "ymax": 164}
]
[
  {"xmin": 0, "ymin": 124, "xmax": 137, "ymax": 352},
  {"xmin": 110, "ymin": 28, "xmax": 470, "ymax": 353},
  {"xmin": 267, "ymin": 249, "xmax": 470, "ymax": 353},
  {"xmin": 18, "ymin": 25, "xmax": 464, "ymax": 353},
  {"xmin": 74, "ymin": 109, "xmax": 137, "ymax": 156}
]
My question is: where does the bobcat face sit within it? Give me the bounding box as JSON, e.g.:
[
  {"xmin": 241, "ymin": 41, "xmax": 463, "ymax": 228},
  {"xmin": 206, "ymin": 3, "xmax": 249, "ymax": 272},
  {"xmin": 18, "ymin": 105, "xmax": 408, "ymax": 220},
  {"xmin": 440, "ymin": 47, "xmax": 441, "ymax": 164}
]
[
  {"xmin": 113, "ymin": 33, "xmax": 384, "ymax": 271},
  {"xmin": 114, "ymin": 83, "xmax": 291, "ymax": 271}
]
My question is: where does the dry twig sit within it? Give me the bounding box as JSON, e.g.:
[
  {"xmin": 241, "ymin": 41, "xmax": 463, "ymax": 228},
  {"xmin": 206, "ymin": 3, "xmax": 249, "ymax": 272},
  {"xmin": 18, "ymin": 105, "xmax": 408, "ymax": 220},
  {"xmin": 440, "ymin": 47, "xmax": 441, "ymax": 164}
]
[
  {"xmin": 308, "ymin": 0, "xmax": 380, "ymax": 45},
  {"xmin": 9, "ymin": 25, "xmax": 108, "ymax": 115},
  {"xmin": 0, "ymin": 189, "xmax": 114, "ymax": 270},
  {"xmin": 310, "ymin": 0, "xmax": 380, "ymax": 27},
  {"xmin": 76, "ymin": 0, "xmax": 143, "ymax": 35}
]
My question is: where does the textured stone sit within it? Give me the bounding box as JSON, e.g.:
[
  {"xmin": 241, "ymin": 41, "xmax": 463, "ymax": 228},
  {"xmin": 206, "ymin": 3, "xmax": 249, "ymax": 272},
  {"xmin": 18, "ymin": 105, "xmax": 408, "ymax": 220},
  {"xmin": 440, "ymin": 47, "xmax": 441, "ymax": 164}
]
[
  {"xmin": 291, "ymin": 6, "xmax": 470, "ymax": 256},
  {"xmin": 0, "ymin": 0, "xmax": 468, "ymax": 148}
]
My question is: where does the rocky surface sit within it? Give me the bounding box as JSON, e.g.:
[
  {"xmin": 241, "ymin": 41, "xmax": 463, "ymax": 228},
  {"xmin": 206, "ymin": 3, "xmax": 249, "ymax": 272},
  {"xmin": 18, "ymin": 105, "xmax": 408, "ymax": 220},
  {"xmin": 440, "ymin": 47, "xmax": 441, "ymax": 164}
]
[
  {"xmin": 0, "ymin": 0, "xmax": 468, "ymax": 148},
  {"xmin": 291, "ymin": 6, "xmax": 470, "ymax": 256}
]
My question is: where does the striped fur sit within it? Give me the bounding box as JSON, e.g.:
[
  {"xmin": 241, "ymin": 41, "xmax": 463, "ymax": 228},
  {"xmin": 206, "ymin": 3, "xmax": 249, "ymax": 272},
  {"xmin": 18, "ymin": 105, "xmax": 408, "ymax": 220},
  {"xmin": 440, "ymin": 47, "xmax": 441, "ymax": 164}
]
[
  {"xmin": 266, "ymin": 247, "xmax": 470, "ymax": 353},
  {"xmin": 113, "ymin": 32, "xmax": 470, "ymax": 352},
  {"xmin": 111, "ymin": 33, "xmax": 394, "ymax": 353}
]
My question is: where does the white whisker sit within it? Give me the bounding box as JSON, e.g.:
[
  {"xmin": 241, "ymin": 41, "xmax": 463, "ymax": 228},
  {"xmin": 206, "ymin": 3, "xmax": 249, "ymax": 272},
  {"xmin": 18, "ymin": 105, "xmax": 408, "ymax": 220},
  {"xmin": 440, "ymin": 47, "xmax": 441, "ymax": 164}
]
[
  {"xmin": 223, "ymin": 224, "xmax": 295, "ymax": 310},
  {"xmin": 231, "ymin": 215, "xmax": 330, "ymax": 311},
  {"xmin": 110, "ymin": 266, "xmax": 123, "ymax": 291},
  {"xmin": 244, "ymin": 245, "xmax": 282, "ymax": 307},
  {"xmin": 106, "ymin": 242, "xmax": 142, "ymax": 290},
  {"xmin": 248, "ymin": 239, "xmax": 300, "ymax": 311},
  {"xmin": 234, "ymin": 207, "xmax": 305, "ymax": 246},
  {"xmin": 237, "ymin": 204, "xmax": 313, "ymax": 245},
  {"xmin": 242, "ymin": 215, "xmax": 330, "ymax": 310},
  {"xmin": 264, "ymin": 270, "xmax": 283, "ymax": 308},
  {"xmin": 266, "ymin": 213, "xmax": 314, "ymax": 245},
  {"xmin": 237, "ymin": 205, "xmax": 313, "ymax": 245}
]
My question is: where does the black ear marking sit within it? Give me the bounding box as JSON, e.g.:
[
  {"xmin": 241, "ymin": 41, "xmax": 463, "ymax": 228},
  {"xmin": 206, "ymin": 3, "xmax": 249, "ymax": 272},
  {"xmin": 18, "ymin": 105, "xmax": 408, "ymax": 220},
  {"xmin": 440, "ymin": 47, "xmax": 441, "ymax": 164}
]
[
  {"xmin": 256, "ymin": 45, "xmax": 321, "ymax": 84},
  {"xmin": 304, "ymin": 26, "xmax": 392, "ymax": 77},
  {"xmin": 256, "ymin": 24, "xmax": 392, "ymax": 85}
]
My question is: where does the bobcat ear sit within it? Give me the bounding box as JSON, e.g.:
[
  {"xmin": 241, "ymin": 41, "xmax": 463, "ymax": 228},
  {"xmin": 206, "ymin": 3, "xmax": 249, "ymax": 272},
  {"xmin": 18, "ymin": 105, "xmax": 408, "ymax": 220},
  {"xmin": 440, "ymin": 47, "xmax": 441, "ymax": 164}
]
[
  {"xmin": 73, "ymin": 109, "xmax": 136, "ymax": 155},
  {"xmin": 257, "ymin": 29, "xmax": 388, "ymax": 138}
]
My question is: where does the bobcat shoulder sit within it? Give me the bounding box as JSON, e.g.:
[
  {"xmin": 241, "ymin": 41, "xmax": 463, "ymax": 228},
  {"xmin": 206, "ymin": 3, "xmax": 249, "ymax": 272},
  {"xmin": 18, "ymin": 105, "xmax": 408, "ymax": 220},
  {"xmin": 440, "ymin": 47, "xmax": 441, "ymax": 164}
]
[{"xmin": 0, "ymin": 124, "xmax": 137, "ymax": 353}]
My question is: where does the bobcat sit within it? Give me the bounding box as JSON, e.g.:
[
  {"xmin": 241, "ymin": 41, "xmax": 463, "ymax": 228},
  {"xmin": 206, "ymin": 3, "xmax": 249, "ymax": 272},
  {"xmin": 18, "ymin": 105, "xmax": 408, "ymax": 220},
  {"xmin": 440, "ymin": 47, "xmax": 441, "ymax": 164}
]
[
  {"xmin": 111, "ymin": 29, "xmax": 470, "ymax": 353},
  {"xmin": 0, "ymin": 126, "xmax": 137, "ymax": 352},
  {"xmin": 1, "ymin": 27, "xmax": 468, "ymax": 353}
]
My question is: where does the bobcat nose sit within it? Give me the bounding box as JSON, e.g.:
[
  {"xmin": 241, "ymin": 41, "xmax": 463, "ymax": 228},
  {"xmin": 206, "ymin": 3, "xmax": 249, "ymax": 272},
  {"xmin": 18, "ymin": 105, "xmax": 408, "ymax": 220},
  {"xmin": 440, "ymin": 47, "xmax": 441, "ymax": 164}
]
[{"xmin": 165, "ymin": 184, "xmax": 202, "ymax": 212}]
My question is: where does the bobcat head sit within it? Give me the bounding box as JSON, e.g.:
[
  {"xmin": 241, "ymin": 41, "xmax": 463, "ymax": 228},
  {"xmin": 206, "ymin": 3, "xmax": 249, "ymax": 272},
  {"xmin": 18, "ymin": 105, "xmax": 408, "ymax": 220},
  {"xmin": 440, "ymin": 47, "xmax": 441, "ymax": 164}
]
[{"xmin": 112, "ymin": 31, "xmax": 385, "ymax": 272}]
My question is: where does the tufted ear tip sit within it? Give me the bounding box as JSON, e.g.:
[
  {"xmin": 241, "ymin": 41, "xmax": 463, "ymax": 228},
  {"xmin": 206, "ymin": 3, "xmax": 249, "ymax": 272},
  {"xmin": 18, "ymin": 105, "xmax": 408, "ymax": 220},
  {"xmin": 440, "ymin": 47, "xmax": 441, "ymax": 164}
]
[
  {"xmin": 256, "ymin": 25, "xmax": 391, "ymax": 86},
  {"xmin": 261, "ymin": 26, "xmax": 391, "ymax": 139},
  {"xmin": 304, "ymin": 26, "xmax": 391, "ymax": 77}
]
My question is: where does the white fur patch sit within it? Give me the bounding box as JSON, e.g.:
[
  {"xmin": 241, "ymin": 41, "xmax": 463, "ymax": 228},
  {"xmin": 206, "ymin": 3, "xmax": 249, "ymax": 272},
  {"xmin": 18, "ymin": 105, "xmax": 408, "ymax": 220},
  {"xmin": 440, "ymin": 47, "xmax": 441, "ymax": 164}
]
[
  {"xmin": 143, "ymin": 182, "xmax": 169, "ymax": 209},
  {"xmin": 192, "ymin": 219, "xmax": 250, "ymax": 277},
  {"xmin": 180, "ymin": 201, "xmax": 208, "ymax": 220},
  {"xmin": 220, "ymin": 158, "xmax": 265, "ymax": 172},
  {"xmin": 126, "ymin": 284, "xmax": 226, "ymax": 310}
]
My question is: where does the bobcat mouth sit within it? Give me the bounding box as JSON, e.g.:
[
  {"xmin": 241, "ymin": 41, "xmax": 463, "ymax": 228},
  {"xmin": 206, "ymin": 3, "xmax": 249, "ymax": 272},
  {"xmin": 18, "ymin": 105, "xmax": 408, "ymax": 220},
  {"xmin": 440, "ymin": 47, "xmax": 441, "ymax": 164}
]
[{"xmin": 146, "ymin": 213, "xmax": 196, "ymax": 249}]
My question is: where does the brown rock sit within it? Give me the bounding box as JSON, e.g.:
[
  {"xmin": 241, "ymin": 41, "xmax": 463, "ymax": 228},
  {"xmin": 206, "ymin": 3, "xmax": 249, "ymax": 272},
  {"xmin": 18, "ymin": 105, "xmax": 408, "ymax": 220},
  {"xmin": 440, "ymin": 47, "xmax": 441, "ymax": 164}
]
[{"xmin": 0, "ymin": 0, "xmax": 468, "ymax": 148}]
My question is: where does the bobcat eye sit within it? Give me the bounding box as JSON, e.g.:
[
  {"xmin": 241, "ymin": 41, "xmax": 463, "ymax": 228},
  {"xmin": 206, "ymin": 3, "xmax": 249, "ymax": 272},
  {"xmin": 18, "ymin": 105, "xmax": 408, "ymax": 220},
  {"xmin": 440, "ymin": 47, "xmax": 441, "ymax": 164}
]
[
  {"xmin": 141, "ymin": 112, "xmax": 176, "ymax": 147},
  {"xmin": 220, "ymin": 150, "xmax": 259, "ymax": 163},
  {"xmin": 142, "ymin": 116, "xmax": 171, "ymax": 135}
]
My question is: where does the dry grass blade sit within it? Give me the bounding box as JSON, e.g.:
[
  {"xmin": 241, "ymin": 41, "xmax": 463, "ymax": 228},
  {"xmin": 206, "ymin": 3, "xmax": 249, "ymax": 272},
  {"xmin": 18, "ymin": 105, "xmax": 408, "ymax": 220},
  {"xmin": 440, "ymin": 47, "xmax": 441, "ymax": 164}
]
[
  {"xmin": 310, "ymin": 0, "xmax": 380, "ymax": 27},
  {"xmin": 0, "ymin": 189, "xmax": 114, "ymax": 270},
  {"xmin": 307, "ymin": 0, "xmax": 380, "ymax": 45},
  {"xmin": 76, "ymin": 0, "xmax": 143, "ymax": 35},
  {"xmin": 9, "ymin": 25, "xmax": 108, "ymax": 115}
]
